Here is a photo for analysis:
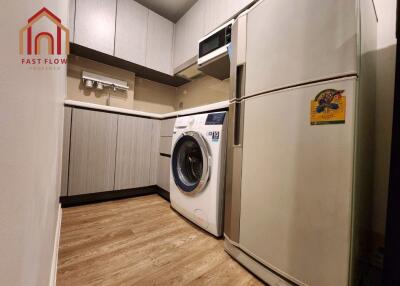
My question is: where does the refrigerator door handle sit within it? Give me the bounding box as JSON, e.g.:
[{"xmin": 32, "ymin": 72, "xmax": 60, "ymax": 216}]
[
  {"xmin": 233, "ymin": 100, "xmax": 244, "ymax": 146},
  {"xmin": 235, "ymin": 65, "xmax": 246, "ymax": 101}
]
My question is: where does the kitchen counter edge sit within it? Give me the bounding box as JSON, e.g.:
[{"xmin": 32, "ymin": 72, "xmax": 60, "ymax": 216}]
[{"xmin": 64, "ymin": 100, "xmax": 229, "ymax": 119}]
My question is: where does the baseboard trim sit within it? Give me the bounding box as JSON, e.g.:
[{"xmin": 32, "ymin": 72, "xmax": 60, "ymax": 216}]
[
  {"xmin": 49, "ymin": 204, "xmax": 62, "ymax": 286},
  {"xmin": 60, "ymin": 186, "xmax": 158, "ymax": 207},
  {"xmin": 60, "ymin": 186, "xmax": 170, "ymax": 207},
  {"xmin": 156, "ymin": 187, "xmax": 170, "ymax": 201}
]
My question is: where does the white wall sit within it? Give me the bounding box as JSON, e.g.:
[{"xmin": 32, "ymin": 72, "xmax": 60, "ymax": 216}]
[
  {"xmin": 0, "ymin": 1, "xmax": 67, "ymax": 285},
  {"xmin": 376, "ymin": 0, "xmax": 397, "ymax": 49},
  {"xmin": 373, "ymin": 0, "xmax": 397, "ymax": 238}
]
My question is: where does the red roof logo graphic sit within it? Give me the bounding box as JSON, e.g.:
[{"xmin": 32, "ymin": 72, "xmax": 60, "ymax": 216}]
[{"xmin": 19, "ymin": 7, "xmax": 70, "ymax": 55}]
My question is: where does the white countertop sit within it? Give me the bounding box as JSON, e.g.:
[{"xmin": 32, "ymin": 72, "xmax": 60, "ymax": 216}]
[{"xmin": 64, "ymin": 100, "xmax": 229, "ymax": 119}]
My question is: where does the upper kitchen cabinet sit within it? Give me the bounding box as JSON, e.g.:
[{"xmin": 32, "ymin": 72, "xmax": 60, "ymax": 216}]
[
  {"xmin": 145, "ymin": 11, "xmax": 174, "ymax": 75},
  {"xmin": 69, "ymin": 0, "xmax": 75, "ymax": 42},
  {"xmin": 203, "ymin": 0, "xmax": 228, "ymax": 35},
  {"xmin": 173, "ymin": 0, "xmax": 205, "ymax": 71},
  {"xmin": 70, "ymin": 0, "xmax": 185, "ymax": 82},
  {"xmin": 203, "ymin": 0, "xmax": 255, "ymax": 35},
  {"xmin": 115, "ymin": 0, "xmax": 149, "ymax": 66},
  {"xmin": 231, "ymin": 0, "xmax": 255, "ymax": 16},
  {"xmin": 172, "ymin": 0, "xmax": 256, "ymax": 71},
  {"xmin": 74, "ymin": 0, "xmax": 117, "ymax": 55},
  {"xmin": 173, "ymin": 13, "xmax": 186, "ymax": 71}
]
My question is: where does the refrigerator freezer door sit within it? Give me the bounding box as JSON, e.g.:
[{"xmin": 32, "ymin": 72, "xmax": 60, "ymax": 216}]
[
  {"xmin": 239, "ymin": 78, "xmax": 356, "ymax": 285},
  {"xmin": 245, "ymin": 0, "xmax": 358, "ymax": 98}
]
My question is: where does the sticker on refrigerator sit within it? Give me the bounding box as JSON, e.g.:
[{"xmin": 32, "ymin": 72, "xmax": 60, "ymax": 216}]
[{"xmin": 310, "ymin": 89, "xmax": 346, "ymax": 125}]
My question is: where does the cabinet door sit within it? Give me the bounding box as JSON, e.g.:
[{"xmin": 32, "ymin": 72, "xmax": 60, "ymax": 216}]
[
  {"xmin": 203, "ymin": 0, "xmax": 253, "ymax": 35},
  {"xmin": 69, "ymin": 0, "xmax": 75, "ymax": 42},
  {"xmin": 159, "ymin": 137, "xmax": 172, "ymax": 155},
  {"xmin": 150, "ymin": 120, "xmax": 160, "ymax": 185},
  {"xmin": 114, "ymin": 115, "xmax": 153, "ymax": 190},
  {"xmin": 157, "ymin": 155, "xmax": 171, "ymax": 192},
  {"xmin": 173, "ymin": 0, "xmax": 205, "ymax": 71},
  {"xmin": 173, "ymin": 15, "xmax": 187, "ymax": 71},
  {"xmin": 227, "ymin": 0, "xmax": 255, "ymax": 22},
  {"xmin": 146, "ymin": 11, "xmax": 174, "ymax": 75},
  {"xmin": 74, "ymin": 0, "xmax": 116, "ymax": 55},
  {"xmin": 68, "ymin": 109, "xmax": 118, "ymax": 195},
  {"xmin": 185, "ymin": 0, "xmax": 205, "ymax": 61},
  {"xmin": 160, "ymin": 118, "xmax": 176, "ymax": 137},
  {"xmin": 115, "ymin": 0, "xmax": 148, "ymax": 65},
  {"xmin": 230, "ymin": 0, "xmax": 254, "ymax": 16},
  {"xmin": 203, "ymin": 0, "xmax": 229, "ymax": 35}
]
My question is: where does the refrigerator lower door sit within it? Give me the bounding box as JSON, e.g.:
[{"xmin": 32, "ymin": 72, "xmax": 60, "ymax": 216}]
[
  {"xmin": 224, "ymin": 100, "xmax": 245, "ymax": 242},
  {"xmin": 239, "ymin": 78, "xmax": 356, "ymax": 285}
]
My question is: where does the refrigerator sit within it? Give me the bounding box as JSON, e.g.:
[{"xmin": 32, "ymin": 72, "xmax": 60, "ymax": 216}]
[{"xmin": 224, "ymin": 1, "xmax": 377, "ymax": 285}]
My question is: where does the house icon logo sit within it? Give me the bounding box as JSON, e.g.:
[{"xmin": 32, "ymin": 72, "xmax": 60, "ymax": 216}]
[{"xmin": 19, "ymin": 7, "xmax": 69, "ymax": 55}]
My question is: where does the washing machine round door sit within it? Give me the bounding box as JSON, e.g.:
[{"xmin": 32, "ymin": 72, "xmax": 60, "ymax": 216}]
[{"xmin": 171, "ymin": 131, "xmax": 210, "ymax": 193}]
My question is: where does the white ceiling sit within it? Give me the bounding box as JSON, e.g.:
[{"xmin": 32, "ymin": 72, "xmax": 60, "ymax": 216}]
[{"xmin": 135, "ymin": 0, "xmax": 198, "ymax": 22}]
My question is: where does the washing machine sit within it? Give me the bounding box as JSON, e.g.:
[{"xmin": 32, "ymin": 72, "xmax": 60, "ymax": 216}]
[{"xmin": 170, "ymin": 112, "xmax": 227, "ymax": 237}]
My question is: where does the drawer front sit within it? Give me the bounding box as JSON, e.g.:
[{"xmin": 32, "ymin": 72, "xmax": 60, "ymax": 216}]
[
  {"xmin": 160, "ymin": 118, "xmax": 176, "ymax": 137},
  {"xmin": 157, "ymin": 155, "xmax": 171, "ymax": 192},
  {"xmin": 159, "ymin": 137, "xmax": 173, "ymax": 155}
]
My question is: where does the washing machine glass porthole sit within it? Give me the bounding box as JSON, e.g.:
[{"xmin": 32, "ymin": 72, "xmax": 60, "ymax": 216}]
[{"xmin": 172, "ymin": 132, "xmax": 210, "ymax": 193}]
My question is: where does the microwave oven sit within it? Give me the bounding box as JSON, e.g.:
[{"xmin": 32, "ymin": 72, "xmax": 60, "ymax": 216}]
[{"xmin": 197, "ymin": 19, "xmax": 234, "ymax": 80}]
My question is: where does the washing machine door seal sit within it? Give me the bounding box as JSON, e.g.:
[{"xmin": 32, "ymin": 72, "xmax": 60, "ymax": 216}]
[{"xmin": 171, "ymin": 131, "xmax": 211, "ymax": 194}]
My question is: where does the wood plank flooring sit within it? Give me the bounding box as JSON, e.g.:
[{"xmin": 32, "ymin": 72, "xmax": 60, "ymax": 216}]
[{"xmin": 57, "ymin": 195, "xmax": 264, "ymax": 286}]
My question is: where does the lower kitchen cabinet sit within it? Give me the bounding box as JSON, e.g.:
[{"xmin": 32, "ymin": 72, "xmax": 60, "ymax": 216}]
[
  {"xmin": 159, "ymin": 136, "xmax": 172, "ymax": 155},
  {"xmin": 114, "ymin": 115, "xmax": 155, "ymax": 190},
  {"xmin": 157, "ymin": 118, "xmax": 175, "ymax": 192},
  {"xmin": 63, "ymin": 106, "xmax": 172, "ymax": 198},
  {"xmin": 157, "ymin": 155, "xmax": 171, "ymax": 192},
  {"xmin": 160, "ymin": 118, "xmax": 176, "ymax": 137},
  {"xmin": 68, "ymin": 108, "xmax": 118, "ymax": 196}
]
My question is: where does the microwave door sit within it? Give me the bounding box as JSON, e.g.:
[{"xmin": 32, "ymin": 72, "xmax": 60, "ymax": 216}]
[
  {"xmin": 199, "ymin": 32, "xmax": 222, "ymax": 58},
  {"xmin": 198, "ymin": 25, "xmax": 232, "ymax": 79},
  {"xmin": 198, "ymin": 20, "xmax": 233, "ymax": 66}
]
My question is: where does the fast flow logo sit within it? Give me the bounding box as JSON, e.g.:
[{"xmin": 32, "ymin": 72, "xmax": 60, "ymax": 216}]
[{"xmin": 19, "ymin": 7, "xmax": 69, "ymax": 68}]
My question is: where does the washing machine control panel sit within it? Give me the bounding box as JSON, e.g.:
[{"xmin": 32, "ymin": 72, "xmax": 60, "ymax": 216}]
[{"xmin": 205, "ymin": 112, "xmax": 226, "ymax": 125}]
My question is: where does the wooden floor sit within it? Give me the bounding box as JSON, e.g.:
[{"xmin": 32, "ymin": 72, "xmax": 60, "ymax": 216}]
[{"xmin": 57, "ymin": 195, "xmax": 264, "ymax": 286}]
